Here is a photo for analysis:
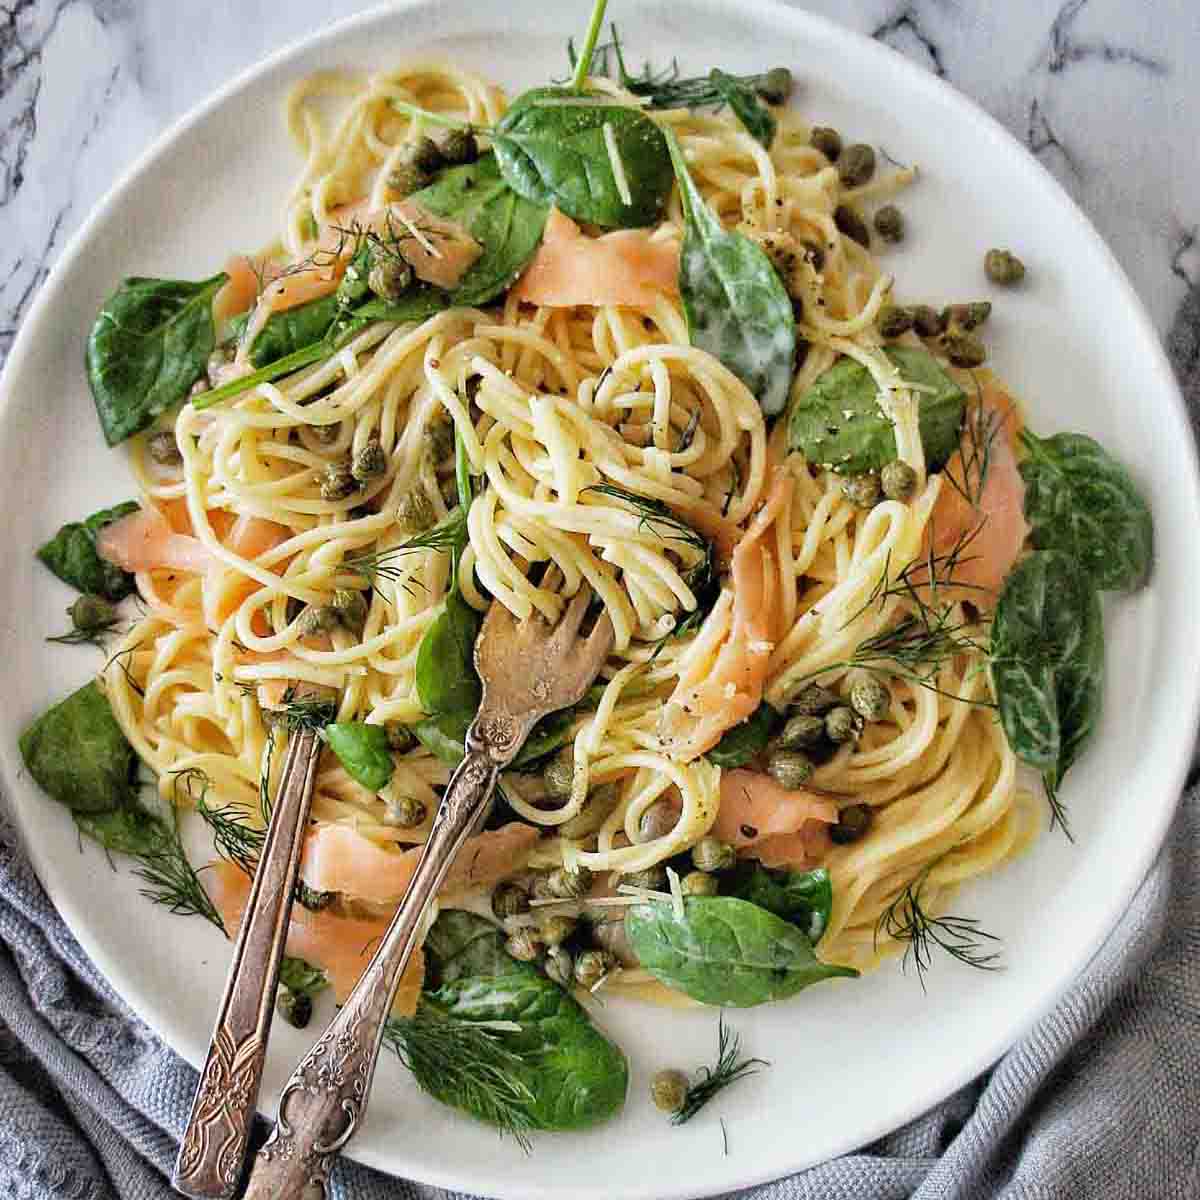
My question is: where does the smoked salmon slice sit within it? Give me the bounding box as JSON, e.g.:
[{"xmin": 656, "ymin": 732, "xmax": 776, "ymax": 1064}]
[{"xmin": 712, "ymin": 768, "xmax": 838, "ymax": 859}]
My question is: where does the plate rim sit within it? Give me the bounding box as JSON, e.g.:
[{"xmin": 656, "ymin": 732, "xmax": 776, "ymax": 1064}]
[{"xmin": 1, "ymin": 0, "xmax": 1197, "ymax": 1196}]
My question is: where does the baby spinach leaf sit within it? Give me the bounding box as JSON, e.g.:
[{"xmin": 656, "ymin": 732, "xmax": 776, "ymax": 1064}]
[
  {"xmin": 493, "ymin": 88, "xmax": 672, "ymax": 228},
  {"xmin": 665, "ymin": 129, "xmax": 796, "ymax": 417},
  {"xmin": 242, "ymin": 293, "xmax": 340, "ymax": 367},
  {"xmin": 625, "ymin": 896, "xmax": 857, "ymax": 1007},
  {"xmin": 424, "ymin": 909, "xmax": 527, "ymax": 985},
  {"xmin": 413, "ymin": 154, "xmax": 550, "ymax": 306},
  {"xmin": 323, "ymin": 722, "xmax": 394, "ymax": 792},
  {"xmin": 278, "ymin": 956, "xmax": 330, "ymax": 998},
  {"xmin": 1019, "ymin": 429, "xmax": 1153, "ymax": 592},
  {"xmin": 73, "ymin": 805, "xmax": 167, "ymax": 855},
  {"xmin": 19, "ymin": 681, "xmax": 136, "ymax": 814},
  {"xmin": 411, "ymin": 712, "xmax": 471, "ymax": 765},
  {"xmin": 724, "ymin": 863, "xmax": 832, "ymax": 943},
  {"xmin": 706, "ymin": 701, "xmax": 780, "ymax": 768},
  {"xmin": 411, "ymin": 707, "xmax": 574, "ymax": 769},
  {"xmin": 709, "ymin": 69, "xmax": 776, "ymax": 147},
  {"xmin": 416, "ymin": 589, "xmax": 482, "ymax": 722},
  {"xmin": 87, "ymin": 273, "xmax": 228, "ymax": 446},
  {"xmin": 789, "ymin": 345, "xmax": 966, "ymax": 475},
  {"xmin": 421, "ymin": 972, "xmax": 628, "ymax": 1131},
  {"xmin": 991, "ymin": 549, "xmax": 1104, "ymax": 800},
  {"xmin": 37, "ymin": 501, "xmax": 139, "ymax": 601}
]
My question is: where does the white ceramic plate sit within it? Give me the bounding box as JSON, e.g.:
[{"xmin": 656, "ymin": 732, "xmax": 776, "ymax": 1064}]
[{"xmin": 2, "ymin": 2, "xmax": 1198, "ymax": 1197}]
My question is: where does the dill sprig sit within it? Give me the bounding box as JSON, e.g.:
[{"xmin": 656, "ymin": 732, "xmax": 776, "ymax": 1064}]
[
  {"xmin": 46, "ymin": 620, "xmax": 122, "ymax": 648},
  {"xmin": 104, "ymin": 639, "xmax": 146, "ymax": 697},
  {"xmin": 346, "ymin": 507, "xmax": 468, "ymax": 585},
  {"xmin": 1042, "ymin": 774, "xmax": 1074, "ymax": 842},
  {"xmin": 942, "ymin": 383, "xmax": 1005, "ymax": 509},
  {"xmin": 673, "ymin": 1015, "xmax": 768, "ymax": 1125},
  {"xmin": 267, "ymin": 685, "xmax": 338, "ymax": 733},
  {"xmin": 875, "ymin": 863, "xmax": 1001, "ymax": 991},
  {"xmin": 179, "ymin": 767, "xmax": 266, "ymax": 877},
  {"xmin": 127, "ymin": 813, "xmax": 226, "ymax": 935},
  {"xmin": 383, "ymin": 1012, "xmax": 537, "ymax": 1152}
]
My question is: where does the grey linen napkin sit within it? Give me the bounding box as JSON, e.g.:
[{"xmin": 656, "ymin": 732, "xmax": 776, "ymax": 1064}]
[{"xmin": 1, "ymin": 209, "xmax": 1198, "ymax": 1200}]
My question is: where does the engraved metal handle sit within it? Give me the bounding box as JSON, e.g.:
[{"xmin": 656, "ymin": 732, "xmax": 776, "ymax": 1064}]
[
  {"xmin": 241, "ymin": 719, "xmax": 524, "ymax": 1200},
  {"xmin": 173, "ymin": 729, "xmax": 322, "ymax": 1199}
]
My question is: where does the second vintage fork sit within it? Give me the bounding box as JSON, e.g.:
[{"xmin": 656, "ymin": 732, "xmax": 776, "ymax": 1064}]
[{"xmin": 241, "ymin": 585, "xmax": 614, "ymax": 1199}]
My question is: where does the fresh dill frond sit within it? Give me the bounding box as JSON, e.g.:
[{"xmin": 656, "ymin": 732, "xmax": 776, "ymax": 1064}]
[
  {"xmin": 267, "ymin": 685, "xmax": 338, "ymax": 734},
  {"xmin": 673, "ymin": 1015, "xmax": 768, "ymax": 1125},
  {"xmin": 1042, "ymin": 773, "xmax": 1074, "ymax": 842},
  {"xmin": 383, "ymin": 1012, "xmax": 537, "ymax": 1152},
  {"xmin": 131, "ymin": 822, "xmax": 226, "ymax": 936},
  {"xmin": 942, "ymin": 381, "xmax": 1006, "ymax": 510},
  {"xmin": 179, "ymin": 767, "xmax": 266, "ymax": 877},
  {"xmin": 104, "ymin": 639, "xmax": 146, "ymax": 697},
  {"xmin": 346, "ymin": 507, "xmax": 468, "ymax": 586},
  {"xmin": 46, "ymin": 620, "xmax": 122, "ymax": 648},
  {"xmin": 875, "ymin": 863, "xmax": 1001, "ymax": 991}
]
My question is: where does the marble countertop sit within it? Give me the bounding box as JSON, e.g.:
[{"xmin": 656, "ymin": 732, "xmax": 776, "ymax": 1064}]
[{"xmin": 2, "ymin": 0, "xmax": 1197, "ymax": 351}]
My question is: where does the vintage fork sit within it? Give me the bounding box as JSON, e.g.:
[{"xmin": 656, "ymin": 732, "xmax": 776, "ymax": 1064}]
[{"xmin": 240, "ymin": 587, "xmax": 614, "ymax": 1199}]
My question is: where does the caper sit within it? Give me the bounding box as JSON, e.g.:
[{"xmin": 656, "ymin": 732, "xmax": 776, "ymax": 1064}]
[
  {"xmin": 637, "ymin": 798, "xmax": 678, "ymax": 842},
  {"xmin": 574, "ymin": 948, "xmax": 614, "ymax": 989},
  {"xmin": 367, "ymin": 256, "xmax": 413, "ymax": 303},
  {"xmin": 542, "ymin": 750, "xmax": 575, "ymax": 802},
  {"xmin": 396, "ymin": 489, "xmax": 436, "ymax": 534},
  {"xmin": 439, "ymin": 126, "xmax": 479, "ymax": 165},
  {"xmin": 621, "ymin": 865, "xmax": 668, "ymax": 892},
  {"xmin": 849, "ymin": 674, "xmax": 891, "ymax": 721},
  {"xmin": 591, "ymin": 916, "xmax": 638, "ymax": 966},
  {"xmin": 825, "ymin": 705, "xmax": 861, "ymax": 744},
  {"xmin": 350, "ymin": 439, "xmax": 387, "ymax": 485},
  {"xmin": 333, "ymin": 587, "xmax": 369, "ymax": 631},
  {"xmin": 877, "ymin": 305, "xmax": 913, "ymax": 339},
  {"xmin": 424, "ymin": 418, "xmax": 455, "ymax": 465},
  {"xmin": 276, "ymin": 988, "xmax": 312, "ymax": 1029},
  {"xmin": 544, "ymin": 945, "xmax": 575, "ymax": 988},
  {"xmin": 767, "ymin": 749, "xmax": 815, "ymax": 790},
  {"xmin": 943, "ymin": 301, "xmax": 991, "ymax": 331},
  {"xmin": 681, "ymin": 870, "xmax": 719, "ymax": 897},
  {"xmin": 841, "ymin": 473, "xmax": 881, "ymax": 509},
  {"xmin": 147, "ymin": 430, "xmax": 182, "ymax": 466},
  {"xmin": 491, "ymin": 882, "xmax": 530, "ymax": 920},
  {"xmin": 67, "ymin": 594, "xmax": 117, "ymax": 633},
  {"xmin": 383, "ymin": 795, "xmax": 426, "ymax": 828},
  {"xmin": 386, "ymin": 162, "xmax": 428, "ymax": 197},
  {"xmin": 404, "ymin": 135, "xmax": 444, "ymax": 174},
  {"xmin": 911, "ymin": 304, "xmax": 946, "ymax": 338},
  {"xmin": 829, "ymin": 802, "xmax": 873, "ymax": 844},
  {"xmin": 873, "ymin": 204, "xmax": 904, "ymax": 243},
  {"xmin": 691, "ymin": 837, "xmax": 735, "ymax": 874},
  {"xmin": 385, "ymin": 721, "xmax": 416, "ymax": 753},
  {"xmin": 651, "ymin": 1069, "xmax": 689, "ymax": 1114},
  {"xmin": 295, "ymin": 881, "xmax": 334, "ymax": 911},
  {"xmin": 792, "ymin": 684, "xmax": 840, "ymax": 715},
  {"xmin": 530, "ymin": 873, "xmax": 558, "ymax": 901},
  {"xmin": 547, "ymin": 865, "xmax": 594, "ymax": 900},
  {"xmin": 320, "ymin": 459, "xmax": 359, "ymax": 501},
  {"xmin": 539, "ymin": 914, "xmax": 577, "ymax": 947},
  {"xmin": 809, "ymin": 125, "xmax": 842, "ymax": 162},
  {"xmin": 560, "ymin": 782, "xmax": 621, "ymax": 840},
  {"xmin": 984, "ymin": 247, "xmax": 1025, "ymax": 286},
  {"xmin": 298, "ymin": 605, "xmax": 340, "ymax": 637},
  {"xmin": 777, "ymin": 712, "xmax": 826, "ymax": 750},
  {"xmin": 834, "ymin": 204, "xmax": 870, "ymax": 248},
  {"xmin": 505, "ymin": 928, "xmax": 544, "ymax": 962},
  {"xmin": 310, "ymin": 421, "xmax": 340, "ymax": 445},
  {"xmin": 943, "ymin": 330, "xmax": 987, "ymax": 368},
  {"xmin": 880, "ymin": 459, "xmax": 918, "ymax": 502},
  {"xmin": 837, "ymin": 143, "xmax": 876, "ymax": 187},
  {"xmin": 756, "ymin": 67, "xmax": 793, "ymax": 105}
]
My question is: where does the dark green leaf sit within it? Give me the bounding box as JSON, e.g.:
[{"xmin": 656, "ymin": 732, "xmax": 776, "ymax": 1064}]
[
  {"xmin": 278, "ymin": 956, "xmax": 330, "ymax": 998},
  {"xmin": 424, "ymin": 909, "xmax": 529, "ymax": 985},
  {"xmin": 709, "ymin": 69, "xmax": 776, "ymax": 147},
  {"xmin": 19, "ymin": 681, "xmax": 136, "ymax": 813},
  {"xmin": 243, "ymin": 293, "xmax": 341, "ymax": 368},
  {"xmin": 86, "ymin": 273, "xmax": 227, "ymax": 445},
  {"xmin": 724, "ymin": 863, "xmax": 832, "ymax": 943},
  {"xmin": 411, "ymin": 707, "xmax": 575, "ymax": 769},
  {"xmin": 323, "ymin": 722, "xmax": 394, "ymax": 792},
  {"xmin": 421, "ymin": 972, "xmax": 628, "ymax": 1130},
  {"xmin": 416, "ymin": 590, "xmax": 482, "ymax": 720},
  {"xmin": 74, "ymin": 805, "xmax": 168, "ymax": 855},
  {"xmin": 1019, "ymin": 429, "xmax": 1153, "ymax": 592},
  {"xmin": 36, "ymin": 501, "xmax": 139, "ymax": 601},
  {"xmin": 991, "ymin": 549, "xmax": 1104, "ymax": 799},
  {"xmin": 494, "ymin": 88, "xmax": 673, "ymax": 228},
  {"xmin": 411, "ymin": 712, "xmax": 471, "ymax": 765},
  {"xmin": 705, "ymin": 702, "xmax": 780, "ymax": 768},
  {"xmin": 413, "ymin": 154, "xmax": 550, "ymax": 305},
  {"xmin": 625, "ymin": 896, "xmax": 857, "ymax": 1007},
  {"xmin": 789, "ymin": 345, "xmax": 965, "ymax": 475},
  {"xmin": 665, "ymin": 130, "xmax": 796, "ymax": 416}
]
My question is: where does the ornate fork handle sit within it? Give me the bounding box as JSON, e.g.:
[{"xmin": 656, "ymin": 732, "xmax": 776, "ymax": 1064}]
[{"xmin": 241, "ymin": 723, "xmax": 518, "ymax": 1200}]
